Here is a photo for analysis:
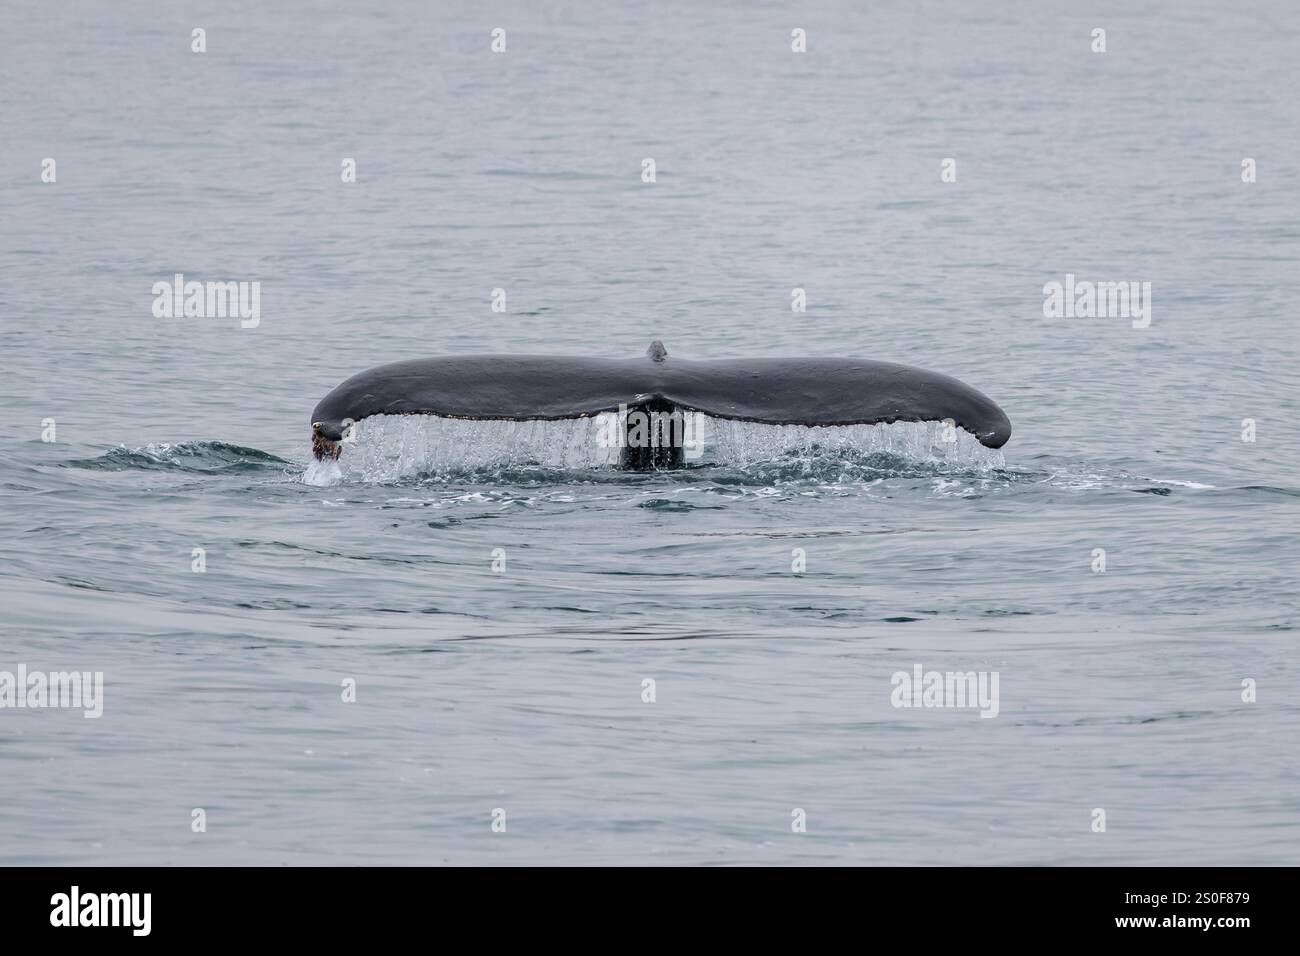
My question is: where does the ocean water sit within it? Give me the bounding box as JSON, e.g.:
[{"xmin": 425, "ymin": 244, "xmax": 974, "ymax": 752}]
[{"xmin": 1, "ymin": 0, "xmax": 1298, "ymax": 865}]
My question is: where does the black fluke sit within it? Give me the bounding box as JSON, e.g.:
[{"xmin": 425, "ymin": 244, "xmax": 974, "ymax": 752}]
[{"xmin": 310, "ymin": 341, "xmax": 1012, "ymax": 467}]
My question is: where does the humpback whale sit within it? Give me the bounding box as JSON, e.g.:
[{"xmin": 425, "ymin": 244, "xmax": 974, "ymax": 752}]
[{"xmin": 311, "ymin": 341, "xmax": 1012, "ymax": 468}]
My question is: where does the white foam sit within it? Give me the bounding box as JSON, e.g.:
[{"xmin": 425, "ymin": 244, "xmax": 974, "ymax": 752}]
[
  {"xmin": 303, "ymin": 456, "xmax": 344, "ymax": 487},
  {"xmin": 303, "ymin": 413, "xmax": 1005, "ymax": 483}
]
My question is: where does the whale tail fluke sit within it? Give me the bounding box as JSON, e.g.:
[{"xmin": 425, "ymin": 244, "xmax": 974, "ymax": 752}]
[{"xmin": 310, "ymin": 342, "xmax": 1011, "ymax": 466}]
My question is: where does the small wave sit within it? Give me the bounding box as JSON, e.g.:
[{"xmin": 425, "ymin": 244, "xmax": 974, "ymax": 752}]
[
  {"xmin": 637, "ymin": 498, "xmax": 723, "ymax": 512},
  {"xmin": 1031, "ymin": 460, "xmax": 1217, "ymax": 495},
  {"xmin": 706, "ymin": 449, "xmax": 1012, "ymax": 488},
  {"xmin": 65, "ymin": 441, "xmax": 290, "ymax": 473},
  {"xmin": 1231, "ymin": 485, "xmax": 1300, "ymax": 498}
]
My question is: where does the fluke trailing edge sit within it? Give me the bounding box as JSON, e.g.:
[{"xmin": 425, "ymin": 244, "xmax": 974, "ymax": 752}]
[{"xmin": 310, "ymin": 341, "xmax": 1012, "ymax": 468}]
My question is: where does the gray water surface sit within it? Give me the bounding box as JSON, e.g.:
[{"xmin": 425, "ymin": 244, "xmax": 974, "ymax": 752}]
[{"xmin": 1, "ymin": 0, "xmax": 1297, "ymax": 865}]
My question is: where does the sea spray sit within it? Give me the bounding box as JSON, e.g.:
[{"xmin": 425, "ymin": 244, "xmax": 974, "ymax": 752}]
[{"xmin": 306, "ymin": 414, "xmax": 1004, "ymax": 484}]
